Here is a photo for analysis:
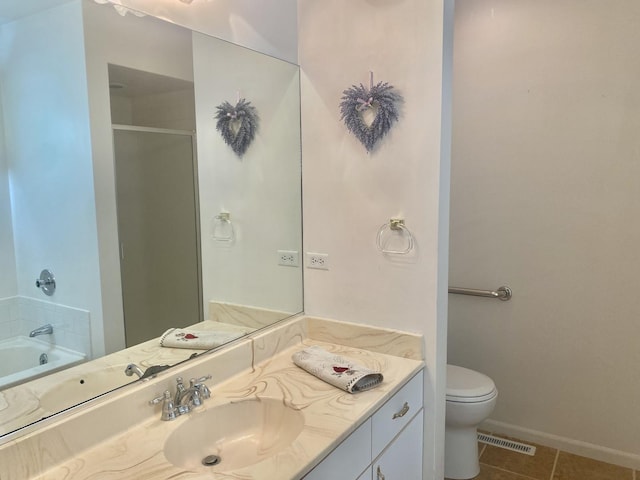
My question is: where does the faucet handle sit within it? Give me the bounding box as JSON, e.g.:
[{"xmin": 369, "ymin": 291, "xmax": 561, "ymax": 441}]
[
  {"xmin": 149, "ymin": 391, "xmax": 168, "ymax": 405},
  {"xmin": 197, "ymin": 382, "xmax": 212, "ymax": 399},
  {"xmin": 175, "ymin": 376, "xmax": 187, "ymax": 393},
  {"xmin": 190, "ymin": 387, "xmax": 204, "ymax": 407},
  {"xmin": 192, "ymin": 374, "xmax": 212, "ymax": 399},
  {"xmin": 149, "ymin": 390, "xmax": 178, "ymax": 421},
  {"xmin": 187, "ymin": 378, "xmax": 206, "ymax": 405},
  {"xmin": 199, "ymin": 384, "xmax": 211, "ymax": 399}
]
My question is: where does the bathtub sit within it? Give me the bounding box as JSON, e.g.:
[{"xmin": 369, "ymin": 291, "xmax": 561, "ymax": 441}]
[{"xmin": 0, "ymin": 336, "xmax": 86, "ymax": 390}]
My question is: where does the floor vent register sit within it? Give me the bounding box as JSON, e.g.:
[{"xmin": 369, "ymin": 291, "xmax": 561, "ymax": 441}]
[{"xmin": 477, "ymin": 433, "xmax": 537, "ymax": 456}]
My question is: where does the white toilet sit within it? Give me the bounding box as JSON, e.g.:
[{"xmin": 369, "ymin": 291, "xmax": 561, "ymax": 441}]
[{"xmin": 445, "ymin": 365, "xmax": 498, "ymax": 479}]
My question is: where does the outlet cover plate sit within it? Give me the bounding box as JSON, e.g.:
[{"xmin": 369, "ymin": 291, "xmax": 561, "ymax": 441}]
[
  {"xmin": 306, "ymin": 252, "xmax": 329, "ymax": 270},
  {"xmin": 277, "ymin": 250, "xmax": 300, "ymax": 267}
]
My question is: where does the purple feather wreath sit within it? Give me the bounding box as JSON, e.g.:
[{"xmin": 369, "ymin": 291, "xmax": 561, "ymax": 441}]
[
  {"xmin": 339, "ymin": 81, "xmax": 402, "ymax": 152},
  {"xmin": 215, "ymin": 98, "xmax": 259, "ymax": 157}
]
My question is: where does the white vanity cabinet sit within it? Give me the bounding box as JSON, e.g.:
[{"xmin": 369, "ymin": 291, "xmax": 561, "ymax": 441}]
[
  {"xmin": 303, "ymin": 370, "xmax": 423, "ymax": 480},
  {"xmin": 372, "ymin": 409, "xmax": 423, "ymax": 479},
  {"xmin": 357, "ymin": 467, "xmax": 373, "ymax": 480}
]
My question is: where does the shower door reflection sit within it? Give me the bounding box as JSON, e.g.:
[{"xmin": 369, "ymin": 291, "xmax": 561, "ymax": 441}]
[{"xmin": 113, "ymin": 127, "xmax": 202, "ymax": 346}]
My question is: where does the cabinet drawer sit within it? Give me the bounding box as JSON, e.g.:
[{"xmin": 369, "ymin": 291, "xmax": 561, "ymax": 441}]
[
  {"xmin": 371, "ymin": 371, "xmax": 423, "ymax": 458},
  {"xmin": 303, "ymin": 419, "xmax": 372, "ymax": 480}
]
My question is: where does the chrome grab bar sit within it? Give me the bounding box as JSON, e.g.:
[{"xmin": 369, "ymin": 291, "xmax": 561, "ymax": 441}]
[{"xmin": 448, "ymin": 285, "xmax": 512, "ymax": 301}]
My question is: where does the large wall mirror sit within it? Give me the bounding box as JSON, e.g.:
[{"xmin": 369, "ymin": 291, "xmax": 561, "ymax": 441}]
[{"xmin": 0, "ymin": 0, "xmax": 302, "ymax": 439}]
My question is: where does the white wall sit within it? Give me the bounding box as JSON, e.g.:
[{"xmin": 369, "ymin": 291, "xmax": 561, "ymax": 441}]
[
  {"xmin": 82, "ymin": 0, "xmax": 194, "ymax": 353},
  {"xmin": 449, "ymin": 0, "xmax": 640, "ymax": 468},
  {"xmin": 69, "ymin": 1, "xmax": 447, "ymax": 476},
  {"xmin": 129, "ymin": 90, "xmax": 195, "ymax": 131},
  {"xmin": 84, "ymin": 1, "xmax": 303, "ymax": 349},
  {"xmin": 0, "ymin": 96, "xmax": 17, "ymax": 298},
  {"xmin": 298, "ymin": 1, "xmax": 450, "ymax": 478},
  {"xmin": 110, "ymin": 87, "xmax": 195, "ymax": 130},
  {"xmin": 192, "ymin": 32, "xmax": 303, "ymax": 315},
  {"xmin": 0, "ymin": 1, "xmax": 102, "ymax": 350},
  {"xmin": 97, "ymin": 0, "xmax": 298, "ymax": 64}
]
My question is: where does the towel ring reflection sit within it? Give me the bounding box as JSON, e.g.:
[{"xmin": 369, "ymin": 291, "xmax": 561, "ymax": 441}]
[
  {"xmin": 211, "ymin": 212, "xmax": 235, "ymax": 243},
  {"xmin": 377, "ymin": 218, "xmax": 414, "ymax": 255}
]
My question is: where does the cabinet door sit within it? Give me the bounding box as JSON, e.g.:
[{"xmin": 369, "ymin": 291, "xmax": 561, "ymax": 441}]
[
  {"xmin": 357, "ymin": 465, "xmax": 372, "ymax": 480},
  {"xmin": 372, "ymin": 409, "xmax": 423, "ymax": 480},
  {"xmin": 303, "ymin": 419, "xmax": 371, "ymax": 480}
]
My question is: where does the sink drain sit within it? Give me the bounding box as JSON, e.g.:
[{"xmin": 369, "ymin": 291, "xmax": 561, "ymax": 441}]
[{"xmin": 202, "ymin": 455, "xmax": 221, "ymax": 467}]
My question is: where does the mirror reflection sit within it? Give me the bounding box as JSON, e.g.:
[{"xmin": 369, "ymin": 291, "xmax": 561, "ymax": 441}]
[{"xmin": 0, "ymin": 0, "xmax": 302, "ymax": 438}]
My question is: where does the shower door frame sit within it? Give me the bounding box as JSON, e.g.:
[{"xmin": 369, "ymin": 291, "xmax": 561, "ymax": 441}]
[{"xmin": 111, "ymin": 124, "xmax": 203, "ymax": 346}]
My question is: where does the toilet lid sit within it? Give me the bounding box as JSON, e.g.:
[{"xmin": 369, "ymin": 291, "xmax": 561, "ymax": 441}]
[{"xmin": 446, "ymin": 365, "xmax": 497, "ymax": 402}]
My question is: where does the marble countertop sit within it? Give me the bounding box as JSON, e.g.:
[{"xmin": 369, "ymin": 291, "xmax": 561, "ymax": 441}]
[
  {"xmin": 0, "ymin": 320, "xmax": 253, "ymax": 435},
  {"xmin": 1, "ymin": 316, "xmax": 424, "ymax": 480}
]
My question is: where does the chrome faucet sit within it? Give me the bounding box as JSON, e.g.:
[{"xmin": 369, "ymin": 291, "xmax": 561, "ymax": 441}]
[
  {"xmin": 124, "ymin": 364, "xmax": 145, "ymax": 378},
  {"xmin": 125, "ymin": 363, "xmax": 171, "ymax": 380},
  {"xmin": 29, "ymin": 324, "xmax": 53, "ymax": 337},
  {"xmin": 174, "ymin": 376, "xmax": 212, "ymax": 408},
  {"xmin": 149, "ymin": 374, "xmax": 212, "ymax": 421}
]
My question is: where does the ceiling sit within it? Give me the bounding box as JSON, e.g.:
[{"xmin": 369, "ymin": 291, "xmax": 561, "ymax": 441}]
[
  {"xmin": 108, "ymin": 64, "xmax": 194, "ymax": 98},
  {"xmin": 0, "ymin": 0, "xmax": 76, "ymax": 25}
]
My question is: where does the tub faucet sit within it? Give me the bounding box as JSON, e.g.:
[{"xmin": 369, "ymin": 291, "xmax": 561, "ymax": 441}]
[
  {"xmin": 125, "ymin": 363, "xmax": 171, "ymax": 380},
  {"xmin": 29, "ymin": 324, "xmax": 53, "ymax": 337},
  {"xmin": 124, "ymin": 364, "xmax": 145, "ymax": 378}
]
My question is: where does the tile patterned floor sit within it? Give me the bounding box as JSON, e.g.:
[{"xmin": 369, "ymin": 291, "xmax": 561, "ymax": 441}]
[{"xmin": 453, "ymin": 434, "xmax": 637, "ymax": 480}]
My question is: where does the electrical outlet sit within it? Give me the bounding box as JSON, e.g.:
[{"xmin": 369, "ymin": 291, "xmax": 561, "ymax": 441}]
[
  {"xmin": 277, "ymin": 250, "xmax": 299, "ymax": 267},
  {"xmin": 306, "ymin": 252, "xmax": 329, "ymax": 270}
]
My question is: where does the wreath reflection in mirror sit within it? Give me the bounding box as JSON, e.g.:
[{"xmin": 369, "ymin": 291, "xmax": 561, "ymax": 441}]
[
  {"xmin": 339, "ymin": 73, "xmax": 402, "ymax": 153},
  {"xmin": 215, "ymin": 98, "xmax": 259, "ymax": 157}
]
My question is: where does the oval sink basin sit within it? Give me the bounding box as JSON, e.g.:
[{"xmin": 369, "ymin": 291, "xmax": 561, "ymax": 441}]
[
  {"xmin": 38, "ymin": 366, "xmax": 131, "ymax": 413},
  {"xmin": 163, "ymin": 398, "xmax": 304, "ymax": 472}
]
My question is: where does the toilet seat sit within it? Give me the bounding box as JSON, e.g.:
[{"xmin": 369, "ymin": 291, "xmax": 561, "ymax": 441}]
[{"xmin": 446, "ymin": 365, "xmax": 497, "ymax": 403}]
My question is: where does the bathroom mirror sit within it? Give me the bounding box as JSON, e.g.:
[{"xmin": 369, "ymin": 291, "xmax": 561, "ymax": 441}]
[{"xmin": 0, "ymin": 0, "xmax": 302, "ymax": 438}]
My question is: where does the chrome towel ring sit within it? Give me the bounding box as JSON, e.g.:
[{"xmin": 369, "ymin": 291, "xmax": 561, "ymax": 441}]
[{"xmin": 377, "ymin": 218, "xmax": 414, "ymax": 255}]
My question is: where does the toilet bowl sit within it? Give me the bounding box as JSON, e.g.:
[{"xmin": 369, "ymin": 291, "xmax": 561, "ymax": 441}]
[{"xmin": 445, "ymin": 365, "xmax": 498, "ymax": 480}]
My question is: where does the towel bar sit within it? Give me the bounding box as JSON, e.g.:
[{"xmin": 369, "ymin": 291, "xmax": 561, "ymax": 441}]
[{"xmin": 448, "ymin": 286, "xmax": 512, "ymax": 301}]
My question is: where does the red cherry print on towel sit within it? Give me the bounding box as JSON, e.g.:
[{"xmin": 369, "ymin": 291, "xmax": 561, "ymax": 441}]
[
  {"xmin": 184, "ymin": 333, "xmax": 198, "ymax": 339},
  {"xmin": 333, "ymin": 366, "xmax": 349, "ymax": 373}
]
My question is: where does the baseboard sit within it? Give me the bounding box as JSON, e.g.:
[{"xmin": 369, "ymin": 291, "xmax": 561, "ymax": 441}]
[{"xmin": 481, "ymin": 419, "xmax": 640, "ymax": 471}]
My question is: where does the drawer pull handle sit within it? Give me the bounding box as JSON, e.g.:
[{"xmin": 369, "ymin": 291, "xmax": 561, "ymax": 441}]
[
  {"xmin": 377, "ymin": 466, "xmax": 386, "ymax": 480},
  {"xmin": 392, "ymin": 401, "xmax": 410, "ymax": 419}
]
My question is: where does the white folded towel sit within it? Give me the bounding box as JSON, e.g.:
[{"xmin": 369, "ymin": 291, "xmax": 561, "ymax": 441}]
[
  {"xmin": 291, "ymin": 345, "xmax": 383, "ymax": 393},
  {"xmin": 159, "ymin": 328, "xmax": 243, "ymax": 350}
]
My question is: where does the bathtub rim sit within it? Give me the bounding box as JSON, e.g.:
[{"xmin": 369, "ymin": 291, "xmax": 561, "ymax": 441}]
[{"xmin": 0, "ymin": 336, "xmax": 87, "ymax": 390}]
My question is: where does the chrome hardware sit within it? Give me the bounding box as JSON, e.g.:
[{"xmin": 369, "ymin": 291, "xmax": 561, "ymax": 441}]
[
  {"xmin": 376, "ymin": 466, "xmax": 385, "ymax": 480},
  {"xmin": 175, "ymin": 375, "xmax": 212, "ymax": 407},
  {"xmin": 212, "ymin": 212, "xmax": 235, "ymax": 243},
  {"xmin": 150, "ymin": 374, "xmax": 212, "ymax": 421},
  {"xmin": 189, "ymin": 375, "xmax": 212, "ymax": 404},
  {"xmin": 35, "ymin": 269, "xmax": 56, "ymax": 296},
  {"xmin": 149, "ymin": 391, "xmax": 178, "ymax": 421},
  {"xmin": 377, "ymin": 218, "xmax": 415, "ymax": 255},
  {"xmin": 29, "ymin": 324, "xmax": 53, "ymax": 337},
  {"xmin": 124, "ymin": 364, "xmax": 144, "ymax": 378},
  {"xmin": 125, "ymin": 363, "xmax": 171, "ymax": 380},
  {"xmin": 448, "ymin": 285, "xmax": 512, "ymax": 301},
  {"xmin": 174, "ymin": 376, "xmax": 188, "ymax": 405},
  {"xmin": 202, "ymin": 454, "xmax": 222, "ymax": 466},
  {"xmin": 392, "ymin": 401, "xmax": 410, "ymax": 419},
  {"xmin": 39, "ymin": 353, "xmax": 48, "ymax": 365}
]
